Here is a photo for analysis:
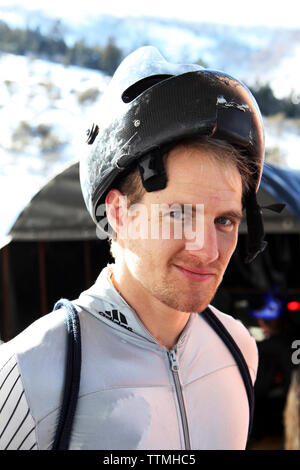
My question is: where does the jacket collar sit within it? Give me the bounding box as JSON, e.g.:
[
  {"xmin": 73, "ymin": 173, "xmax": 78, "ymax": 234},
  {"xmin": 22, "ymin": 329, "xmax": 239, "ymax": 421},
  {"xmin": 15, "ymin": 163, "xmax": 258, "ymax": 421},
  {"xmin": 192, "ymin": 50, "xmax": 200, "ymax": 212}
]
[
  {"xmin": 78, "ymin": 264, "xmax": 158, "ymax": 343},
  {"xmin": 77, "ymin": 264, "xmax": 195, "ymax": 347}
]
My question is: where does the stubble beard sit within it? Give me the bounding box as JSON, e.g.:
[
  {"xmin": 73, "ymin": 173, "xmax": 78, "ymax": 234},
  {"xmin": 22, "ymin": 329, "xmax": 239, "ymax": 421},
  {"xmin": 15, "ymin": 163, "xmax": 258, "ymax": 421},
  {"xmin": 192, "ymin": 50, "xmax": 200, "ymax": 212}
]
[
  {"xmin": 125, "ymin": 240, "xmax": 222, "ymax": 314},
  {"xmin": 146, "ymin": 265, "xmax": 222, "ymax": 314}
]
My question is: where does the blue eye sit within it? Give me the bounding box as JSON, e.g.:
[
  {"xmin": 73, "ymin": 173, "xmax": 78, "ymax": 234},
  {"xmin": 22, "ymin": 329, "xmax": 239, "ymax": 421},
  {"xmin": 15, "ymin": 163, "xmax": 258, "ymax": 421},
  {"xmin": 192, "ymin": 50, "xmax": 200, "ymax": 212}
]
[
  {"xmin": 217, "ymin": 217, "xmax": 231, "ymax": 225},
  {"xmin": 216, "ymin": 217, "xmax": 234, "ymax": 228},
  {"xmin": 169, "ymin": 211, "xmax": 183, "ymax": 220}
]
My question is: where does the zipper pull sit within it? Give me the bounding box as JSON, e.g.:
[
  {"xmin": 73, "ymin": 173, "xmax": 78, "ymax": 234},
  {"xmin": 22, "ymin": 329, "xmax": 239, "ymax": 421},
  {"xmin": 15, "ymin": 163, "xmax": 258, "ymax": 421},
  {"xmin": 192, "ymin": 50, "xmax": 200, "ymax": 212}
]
[{"xmin": 168, "ymin": 349, "xmax": 179, "ymax": 372}]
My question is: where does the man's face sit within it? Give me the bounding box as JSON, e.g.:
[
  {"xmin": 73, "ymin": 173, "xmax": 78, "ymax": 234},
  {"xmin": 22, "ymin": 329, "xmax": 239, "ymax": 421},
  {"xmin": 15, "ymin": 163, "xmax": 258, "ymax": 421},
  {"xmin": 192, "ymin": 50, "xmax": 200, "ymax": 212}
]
[{"xmin": 117, "ymin": 145, "xmax": 243, "ymax": 314}]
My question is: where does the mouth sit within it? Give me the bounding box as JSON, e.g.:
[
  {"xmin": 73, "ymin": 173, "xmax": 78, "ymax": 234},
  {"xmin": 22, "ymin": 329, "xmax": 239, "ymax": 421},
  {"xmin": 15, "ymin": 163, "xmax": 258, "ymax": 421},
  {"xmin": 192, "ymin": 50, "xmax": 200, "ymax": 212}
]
[{"xmin": 173, "ymin": 264, "xmax": 216, "ymax": 282}]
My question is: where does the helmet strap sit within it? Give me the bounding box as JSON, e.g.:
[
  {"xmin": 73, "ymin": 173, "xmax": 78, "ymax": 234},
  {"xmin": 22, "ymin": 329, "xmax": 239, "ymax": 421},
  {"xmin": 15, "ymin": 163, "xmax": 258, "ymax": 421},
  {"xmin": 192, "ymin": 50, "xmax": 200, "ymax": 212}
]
[
  {"xmin": 137, "ymin": 148, "xmax": 167, "ymax": 192},
  {"xmin": 244, "ymin": 189, "xmax": 268, "ymax": 263}
]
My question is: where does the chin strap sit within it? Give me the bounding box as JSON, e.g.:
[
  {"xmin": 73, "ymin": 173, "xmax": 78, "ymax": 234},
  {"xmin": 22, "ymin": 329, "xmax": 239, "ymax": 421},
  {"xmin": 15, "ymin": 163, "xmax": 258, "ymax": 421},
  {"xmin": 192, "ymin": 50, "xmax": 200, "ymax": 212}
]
[{"xmin": 244, "ymin": 189, "xmax": 285, "ymax": 264}]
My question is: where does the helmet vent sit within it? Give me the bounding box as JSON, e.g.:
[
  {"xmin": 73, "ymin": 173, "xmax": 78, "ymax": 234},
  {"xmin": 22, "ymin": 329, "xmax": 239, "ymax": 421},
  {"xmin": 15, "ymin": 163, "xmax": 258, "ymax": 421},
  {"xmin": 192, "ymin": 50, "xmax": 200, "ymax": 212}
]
[{"xmin": 121, "ymin": 74, "xmax": 172, "ymax": 103}]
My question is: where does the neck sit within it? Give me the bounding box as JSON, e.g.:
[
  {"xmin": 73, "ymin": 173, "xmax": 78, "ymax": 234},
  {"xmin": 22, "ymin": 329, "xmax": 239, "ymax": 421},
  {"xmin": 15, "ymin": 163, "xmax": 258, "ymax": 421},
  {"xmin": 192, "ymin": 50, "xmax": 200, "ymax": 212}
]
[{"xmin": 109, "ymin": 263, "xmax": 191, "ymax": 350}]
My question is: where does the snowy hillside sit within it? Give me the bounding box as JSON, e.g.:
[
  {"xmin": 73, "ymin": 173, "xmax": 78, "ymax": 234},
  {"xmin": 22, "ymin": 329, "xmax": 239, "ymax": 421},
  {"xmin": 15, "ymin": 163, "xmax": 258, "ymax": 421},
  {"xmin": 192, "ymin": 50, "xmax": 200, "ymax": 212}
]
[
  {"xmin": 77, "ymin": 16, "xmax": 300, "ymax": 100},
  {"xmin": 67, "ymin": 17, "xmax": 300, "ymax": 99},
  {"xmin": 0, "ymin": 53, "xmax": 109, "ymax": 239},
  {"xmin": 1, "ymin": 7, "xmax": 299, "ymax": 99}
]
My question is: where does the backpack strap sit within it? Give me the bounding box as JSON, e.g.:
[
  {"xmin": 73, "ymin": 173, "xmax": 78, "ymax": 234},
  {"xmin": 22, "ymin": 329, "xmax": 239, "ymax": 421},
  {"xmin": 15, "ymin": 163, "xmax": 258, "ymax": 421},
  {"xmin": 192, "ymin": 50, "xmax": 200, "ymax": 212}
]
[
  {"xmin": 52, "ymin": 299, "xmax": 82, "ymax": 450},
  {"xmin": 201, "ymin": 307, "xmax": 255, "ymax": 442}
]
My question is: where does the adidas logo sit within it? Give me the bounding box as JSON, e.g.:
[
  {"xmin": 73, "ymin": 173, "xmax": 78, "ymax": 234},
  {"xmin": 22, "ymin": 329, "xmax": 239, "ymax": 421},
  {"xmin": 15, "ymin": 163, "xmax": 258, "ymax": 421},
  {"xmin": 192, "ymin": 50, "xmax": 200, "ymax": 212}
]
[{"xmin": 98, "ymin": 309, "xmax": 133, "ymax": 332}]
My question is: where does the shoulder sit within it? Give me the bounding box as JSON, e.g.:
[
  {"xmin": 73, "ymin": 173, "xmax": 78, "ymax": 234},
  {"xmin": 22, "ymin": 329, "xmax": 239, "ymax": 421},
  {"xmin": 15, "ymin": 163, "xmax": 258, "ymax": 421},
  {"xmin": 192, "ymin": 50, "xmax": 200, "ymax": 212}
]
[
  {"xmin": 0, "ymin": 311, "xmax": 66, "ymax": 451},
  {"xmin": 208, "ymin": 304, "xmax": 259, "ymax": 383},
  {"xmin": 0, "ymin": 309, "xmax": 66, "ymax": 368},
  {"xmin": 0, "ymin": 309, "xmax": 68, "ymax": 424}
]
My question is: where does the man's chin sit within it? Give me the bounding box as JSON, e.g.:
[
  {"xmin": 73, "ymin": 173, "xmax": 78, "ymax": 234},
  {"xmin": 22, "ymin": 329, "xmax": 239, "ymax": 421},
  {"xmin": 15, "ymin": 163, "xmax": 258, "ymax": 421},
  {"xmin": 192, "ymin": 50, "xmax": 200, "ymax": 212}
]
[
  {"xmin": 157, "ymin": 293, "xmax": 214, "ymax": 314},
  {"xmin": 143, "ymin": 272, "xmax": 219, "ymax": 313}
]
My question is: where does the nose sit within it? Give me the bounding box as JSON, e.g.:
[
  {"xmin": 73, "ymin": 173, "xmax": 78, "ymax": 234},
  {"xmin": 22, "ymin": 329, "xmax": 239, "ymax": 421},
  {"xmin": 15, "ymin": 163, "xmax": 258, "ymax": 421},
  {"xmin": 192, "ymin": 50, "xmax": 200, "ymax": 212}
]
[{"xmin": 184, "ymin": 222, "xmax": 219, "ymax": 264}]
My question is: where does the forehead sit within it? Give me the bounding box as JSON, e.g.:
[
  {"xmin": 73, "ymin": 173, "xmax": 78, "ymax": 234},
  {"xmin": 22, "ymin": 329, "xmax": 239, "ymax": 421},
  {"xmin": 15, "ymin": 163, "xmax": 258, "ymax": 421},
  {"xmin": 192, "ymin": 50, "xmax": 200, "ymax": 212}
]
[{"xmin": 145, "ymin": 145, "xmax": 243, "ymax": 206}]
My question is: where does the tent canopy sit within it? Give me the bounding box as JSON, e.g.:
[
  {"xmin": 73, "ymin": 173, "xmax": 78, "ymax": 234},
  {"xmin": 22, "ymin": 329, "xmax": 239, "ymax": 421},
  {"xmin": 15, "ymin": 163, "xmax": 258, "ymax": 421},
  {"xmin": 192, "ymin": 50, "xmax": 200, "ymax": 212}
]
[
  {"xmin": 8, "ymin": 162, "xmax": 95, "ymax": 242},
  {"xmin": 261, "ymin": 163, "xmax": 300, "ymax": 220},
  {"xmin": 7, "ymin": 161, "xmax": 300, "ymax": 241}
]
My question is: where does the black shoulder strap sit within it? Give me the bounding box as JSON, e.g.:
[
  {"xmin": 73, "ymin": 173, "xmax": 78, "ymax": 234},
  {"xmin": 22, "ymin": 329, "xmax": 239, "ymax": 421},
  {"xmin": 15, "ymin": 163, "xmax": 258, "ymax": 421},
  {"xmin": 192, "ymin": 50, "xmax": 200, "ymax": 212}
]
[
  {"xmin": 52, "ymin": 299, "xmax": 82, "ymax": 450},
  {"xmin": 201, "ymin": 307, "xmax": 255, "ymax": 441}
]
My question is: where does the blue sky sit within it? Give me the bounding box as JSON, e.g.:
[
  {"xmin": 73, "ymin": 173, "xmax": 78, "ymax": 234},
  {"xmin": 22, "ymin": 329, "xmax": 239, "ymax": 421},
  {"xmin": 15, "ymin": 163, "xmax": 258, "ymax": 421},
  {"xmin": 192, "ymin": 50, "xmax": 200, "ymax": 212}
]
[{"xmin": 0, "ymin": 0, "xmax": 299, "ymax": 28}]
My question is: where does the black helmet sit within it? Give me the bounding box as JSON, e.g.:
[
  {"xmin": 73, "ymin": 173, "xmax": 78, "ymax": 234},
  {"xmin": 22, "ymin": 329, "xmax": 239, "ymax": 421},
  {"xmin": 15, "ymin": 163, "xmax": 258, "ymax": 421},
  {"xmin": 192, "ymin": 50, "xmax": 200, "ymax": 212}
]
[{"xmin": 80, "ymin": 46, "xmax": 268, "ymax": 262}]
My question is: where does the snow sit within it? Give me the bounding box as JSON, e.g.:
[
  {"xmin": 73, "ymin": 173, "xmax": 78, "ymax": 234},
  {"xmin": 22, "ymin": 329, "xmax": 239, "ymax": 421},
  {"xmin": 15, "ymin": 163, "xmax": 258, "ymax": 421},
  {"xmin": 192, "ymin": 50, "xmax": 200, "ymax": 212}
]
[
  {"xmin": 0, "ymin": 53, "xmax": 109, "ymax": 237},
  {"xmin": 270, "ymin": 43, "xmax": 300, "ymax": 99},
  {"xmin": 264, "ymin": 117, "xmax": 300, "ymax": 169}
]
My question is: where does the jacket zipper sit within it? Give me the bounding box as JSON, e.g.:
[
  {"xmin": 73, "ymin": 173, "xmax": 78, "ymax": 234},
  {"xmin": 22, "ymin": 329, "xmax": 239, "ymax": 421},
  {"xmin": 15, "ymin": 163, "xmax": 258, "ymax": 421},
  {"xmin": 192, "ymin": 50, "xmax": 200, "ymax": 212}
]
[{"xmin": 167, "ymin": 349, "xmax": 191, "ymax": 450}]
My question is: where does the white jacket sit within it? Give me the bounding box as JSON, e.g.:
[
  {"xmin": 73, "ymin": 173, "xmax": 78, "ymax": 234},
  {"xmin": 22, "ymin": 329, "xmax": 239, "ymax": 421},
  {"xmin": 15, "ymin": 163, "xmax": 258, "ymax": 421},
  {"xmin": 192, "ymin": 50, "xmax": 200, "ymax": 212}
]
[{"xmin": 0, "ymin": 265, "xmax": 258, "ymax": 450}]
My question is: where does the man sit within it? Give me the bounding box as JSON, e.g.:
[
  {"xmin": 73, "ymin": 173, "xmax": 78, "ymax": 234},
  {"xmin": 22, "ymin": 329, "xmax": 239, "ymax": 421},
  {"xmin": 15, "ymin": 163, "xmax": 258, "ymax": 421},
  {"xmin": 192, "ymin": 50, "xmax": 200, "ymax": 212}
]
[{"xmin": 0, "ymin": 46, "xmax": 266, "ymax": 450}]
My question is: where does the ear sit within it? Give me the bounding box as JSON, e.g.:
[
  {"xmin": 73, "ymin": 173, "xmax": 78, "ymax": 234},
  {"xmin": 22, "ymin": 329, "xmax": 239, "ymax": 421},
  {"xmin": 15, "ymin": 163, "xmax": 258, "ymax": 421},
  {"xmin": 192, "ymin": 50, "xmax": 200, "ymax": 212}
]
[{"xmin": 105, "ymin": 189, "xmax": 128, "ymax": 240}]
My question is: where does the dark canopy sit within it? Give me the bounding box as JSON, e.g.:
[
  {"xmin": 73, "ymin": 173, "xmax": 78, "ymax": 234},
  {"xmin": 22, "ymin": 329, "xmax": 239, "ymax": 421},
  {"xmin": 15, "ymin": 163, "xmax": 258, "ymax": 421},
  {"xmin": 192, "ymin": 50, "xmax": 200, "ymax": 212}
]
[
  {"xmin": 6, "ymin": 161, "xmax": 300, "ymax": 242},
  {"xmin": 261, "ymin": 163, "xmax": 300, "ymax": 221}
]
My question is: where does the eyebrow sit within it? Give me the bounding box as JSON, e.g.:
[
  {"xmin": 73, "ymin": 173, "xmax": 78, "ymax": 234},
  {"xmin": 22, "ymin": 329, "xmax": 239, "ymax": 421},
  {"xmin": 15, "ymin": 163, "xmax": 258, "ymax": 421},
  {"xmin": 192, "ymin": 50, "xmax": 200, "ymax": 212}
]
[
  {"xmin": 166, "ymin": 203, "xmax": 244, "ymax": 221},
  {"xmin": 219, "ymin": 210, "xmax": 244, "ymax": 222}
]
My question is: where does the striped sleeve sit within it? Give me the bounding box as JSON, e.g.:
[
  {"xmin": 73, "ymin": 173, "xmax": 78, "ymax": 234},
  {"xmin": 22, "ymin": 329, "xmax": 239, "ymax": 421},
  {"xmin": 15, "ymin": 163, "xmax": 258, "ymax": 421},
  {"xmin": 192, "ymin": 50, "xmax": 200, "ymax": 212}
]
[{"xmin": 0, "ymin": 355, "xmax": 37, "ymax": 450}]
